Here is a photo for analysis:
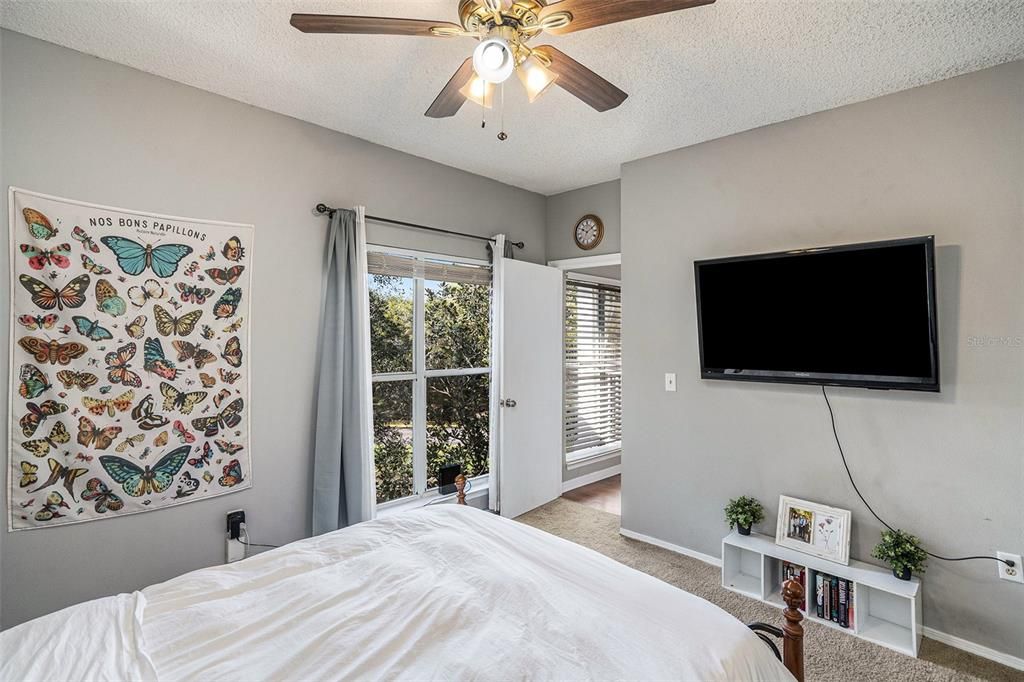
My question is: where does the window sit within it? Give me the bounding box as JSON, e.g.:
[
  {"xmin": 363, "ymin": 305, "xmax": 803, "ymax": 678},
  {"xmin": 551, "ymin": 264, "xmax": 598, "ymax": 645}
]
[
  {"xmin": 368, "ymin": 250, "xmax": 491, "ymax": 505},
  {"xmin": 564, "ymin": 277, "xmax": 621, "ymax": 462}
]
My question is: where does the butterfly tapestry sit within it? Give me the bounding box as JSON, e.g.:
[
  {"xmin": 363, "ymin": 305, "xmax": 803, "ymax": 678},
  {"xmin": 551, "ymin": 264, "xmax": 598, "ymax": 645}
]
[
  {"xmin": 10, "ymin": 189, "xmax": 251, "ymax": 529},
  {"xmin": 101, "ymin": 237, "xmax": 193, "ymax": 278}
]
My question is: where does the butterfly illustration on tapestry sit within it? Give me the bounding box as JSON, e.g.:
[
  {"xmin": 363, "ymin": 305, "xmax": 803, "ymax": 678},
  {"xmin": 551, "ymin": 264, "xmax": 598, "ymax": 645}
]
[
  {"xmin": 21, "ymin": 421, "xmax": 71, "ymax": 458},
  {"xmin": 19, "ymin": 400, "xmax": 68, "ymax": 438},
  {"xmin": 29, "ymin": 459, "xmax": 88, "ymax": 500},
  {"xmin": 19, "ymin": 337, "xmax": 88, "ymax": 366},
  {"xmin": 77, "ymin": 416, "xmax": 122, "ymax": 451},
  {"xmin": 105, "ymin": 343, "xmax": 142, "ymax": 388},
  {"xmin": 17, "ymin": 314, "xmax": 59, "ymax": 331},
  {"xmin": 82, "ymin": 390, "xmax": 135, "ymax": 418},
  {"xmin": 101, "ymin": 237, "xmax": 193, "ymax": 277},
  {"xmin": 19, "ymin": 273, "xmax": 90, "ymax": 311},
  {"xmin": 159, "ymin": 381, "xmax": 208, "ymax": 415},
  {"xmin": 143, "ymin": 338, "xmax": 181, "ymax": 380},
  {"xmin": 18, "ymin": 364, "xmax": 53, "ymax": 399},
  {"xmin": 81, "ymin": 478, "xmax": 125, "ymax": 513},
  {"xmin": 191, "ymin": 397, "xmax": 243, "ymax": 437},
  {"xmin": 23, "ymin": 208, "xmax": 59, "ymax": 240},
  {"xmin": 131, "ymin": 394, "xmax": 170, "ymax": 431},
  {"xmin": 20, "ymin": 243, "xmax": 71, "ymax": 270},
  {"xmin": 34, "ymin": 491, "xmax": 71, "ymax": 522},
  {"xmin": 100, "ymin": 445, "xmax": 190, "ymax": 496},
  {"xmin": 128, "ymin": 279, "xmax": 165, "ymax": 308},
  {"xmin": 95, "ymin": 279, "xmax": 127, "ymax": 317},
  {"xmin": 153, "ymin": 304, "xmax": 203, "ymax": 337}
]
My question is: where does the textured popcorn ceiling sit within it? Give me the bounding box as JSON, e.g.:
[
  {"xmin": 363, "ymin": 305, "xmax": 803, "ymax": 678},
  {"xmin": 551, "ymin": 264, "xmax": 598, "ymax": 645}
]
[{"xmin": 2, "ymin": 1, "xmax": 1023, "ymax": 194}]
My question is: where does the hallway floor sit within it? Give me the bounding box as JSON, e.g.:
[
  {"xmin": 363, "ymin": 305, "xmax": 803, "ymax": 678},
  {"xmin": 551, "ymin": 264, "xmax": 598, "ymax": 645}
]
[{"xmin": 561, "ymin": 474, "xmax": 621, "ymax": 515}]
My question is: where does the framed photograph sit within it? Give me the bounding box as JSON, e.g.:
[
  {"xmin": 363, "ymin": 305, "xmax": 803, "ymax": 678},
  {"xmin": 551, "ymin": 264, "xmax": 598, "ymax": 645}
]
[{"xmin": 775, "ymin": 495, "xmax": 851, "ymax": 565}]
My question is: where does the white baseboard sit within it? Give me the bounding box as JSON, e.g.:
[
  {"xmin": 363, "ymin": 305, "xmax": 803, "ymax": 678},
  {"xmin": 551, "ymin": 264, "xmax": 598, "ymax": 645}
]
[
  {"xmin": 921, "ymin": 626, "xmax": 1024, "ymax": 672},
  {"xmin": 619, "ymin": 528, "xmax": 1023, "ymax": 671},
  {"xmin": 619, "ymin": 527, "xmax": 722, "ymax": 567},
  {"xmin": 562, "ymin": 464, "xmax": 620, "ymax": 493}
]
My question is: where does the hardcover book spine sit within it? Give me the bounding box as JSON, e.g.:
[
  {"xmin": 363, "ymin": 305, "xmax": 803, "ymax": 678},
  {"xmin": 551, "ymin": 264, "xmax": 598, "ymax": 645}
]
[
  {"xmin": 831, "ymin": 577, "xmax": 839, "ymax": 623},
  {"xmin": 816, "ymin": 574, "xmax": 824, "ymax": 618},
  {"xmin": 848, "ymin": 583, "xmax": 855, "ymax": 630},
  {"xmin": 839, "ymin": 579, "xmax": 848, "ymax": 628}
]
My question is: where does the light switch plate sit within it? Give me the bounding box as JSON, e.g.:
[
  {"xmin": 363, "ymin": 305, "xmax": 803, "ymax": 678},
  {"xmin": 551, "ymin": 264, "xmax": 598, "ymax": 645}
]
[
  {"xmin": 664, "ymin": 373, "xmax": 677, "ymax": 392},
  {"xmin": 997, "ymin": 552, "xmax": 1023, "ymax": 583}
]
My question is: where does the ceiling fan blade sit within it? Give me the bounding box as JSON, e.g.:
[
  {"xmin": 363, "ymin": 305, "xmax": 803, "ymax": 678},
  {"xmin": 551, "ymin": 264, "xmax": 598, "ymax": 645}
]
[
  {"xmin": 535, "ymin": 46, "xmax": 627, "ymax": 112},
  {"xmin": 539, "ymin": 0, "xmax": 714, "ymax": 35},
  {"xmin": 290, "ymin": 14, "xmax": 463, "ymax": 37},
  {"xmin": 425, "ymin": 58, "xmax": 477, "ymax": 118}
]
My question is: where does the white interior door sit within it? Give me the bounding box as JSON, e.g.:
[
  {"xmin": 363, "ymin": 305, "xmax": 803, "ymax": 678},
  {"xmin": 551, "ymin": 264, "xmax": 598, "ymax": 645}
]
[{"xmin": 497, "ymin": 258, "xmax": 564, "ymax": 518}]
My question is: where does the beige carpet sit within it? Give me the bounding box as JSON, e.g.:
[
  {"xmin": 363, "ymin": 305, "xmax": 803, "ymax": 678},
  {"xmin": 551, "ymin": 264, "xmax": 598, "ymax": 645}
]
[{"xmin": 516, "ymin": 498, "xmax": 1024, "ymax": 682}]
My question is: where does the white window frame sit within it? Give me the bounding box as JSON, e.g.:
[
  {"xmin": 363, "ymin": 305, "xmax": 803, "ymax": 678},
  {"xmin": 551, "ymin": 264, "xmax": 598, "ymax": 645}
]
[
  {"xmin": 368, "ymin": 244, "xmax": 492, "ymax": 511},
  {"xmin": 560, "ymin": 270, "xmax": 622, "ymax": 468}
]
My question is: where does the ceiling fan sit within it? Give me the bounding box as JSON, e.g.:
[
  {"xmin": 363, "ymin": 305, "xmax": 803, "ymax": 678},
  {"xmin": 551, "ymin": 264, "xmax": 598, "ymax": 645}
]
[{"xmin": 291, "ymin": 0, "xmax": 715, "ymax": 123}]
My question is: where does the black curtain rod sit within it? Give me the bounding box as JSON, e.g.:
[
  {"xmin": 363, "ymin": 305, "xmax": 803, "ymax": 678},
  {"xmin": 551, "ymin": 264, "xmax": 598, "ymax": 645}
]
[{"xmin": 314, "ymin": 204, "xmax": 525, "ymax": 250}]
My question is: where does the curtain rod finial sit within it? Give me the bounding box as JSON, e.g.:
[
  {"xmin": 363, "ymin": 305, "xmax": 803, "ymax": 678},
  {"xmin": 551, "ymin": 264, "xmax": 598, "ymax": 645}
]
[{"xmin": 315, "ymin": 203, "xmax": 332, "ymax": 216}]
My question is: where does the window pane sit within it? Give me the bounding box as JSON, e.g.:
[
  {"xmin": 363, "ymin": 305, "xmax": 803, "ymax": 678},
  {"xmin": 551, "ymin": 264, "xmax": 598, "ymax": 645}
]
[
  {"xmin": 426, "ymin": 374, "xmax": 490, "ymax": 489},
  {"xmin": 425, "ymin": 279, "xmax": 491, "ymax": 370},
  {"xmin": 564, "ymin": 280, "xmax": 622, "ymax": 456},
  {"xmin": 369, "ymin": 274, "xmax": 413, "ymax": 374},
  {"xmin": 373, "ymin": 380, "xmax": 414, "ymax": 503}
]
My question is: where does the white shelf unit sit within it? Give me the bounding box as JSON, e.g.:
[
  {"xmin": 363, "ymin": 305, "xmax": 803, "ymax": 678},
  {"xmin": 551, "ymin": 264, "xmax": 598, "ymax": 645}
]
[{"xmin": 721, "ymin": 531, "xmax": 922, "ymax": 657}]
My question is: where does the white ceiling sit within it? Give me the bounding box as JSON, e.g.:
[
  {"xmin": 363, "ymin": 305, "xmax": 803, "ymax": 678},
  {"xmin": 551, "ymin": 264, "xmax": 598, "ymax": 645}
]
[{"xmin": 2, "ymin": 1, "xmax": 1023, "ymax": 195}]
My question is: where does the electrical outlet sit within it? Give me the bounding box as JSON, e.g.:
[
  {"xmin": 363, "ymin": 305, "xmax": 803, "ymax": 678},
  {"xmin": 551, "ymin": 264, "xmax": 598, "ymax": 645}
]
[
  {"xmin": 665, "ymin": 373, "xmax": 677, "ymax": 392},
  {"xmin": 226, "ymin": 510, "xmax": 246, "ymax": 564},
  {"xmin": 996, "ymin": 552, "xmax": 1023, "ymax": 584}
]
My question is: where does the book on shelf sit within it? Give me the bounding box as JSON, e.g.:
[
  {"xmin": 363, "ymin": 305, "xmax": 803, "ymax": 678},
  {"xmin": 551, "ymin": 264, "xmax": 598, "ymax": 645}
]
[
  {"xmin": 813, "ymin": 571, "xmax": 855, "ymax": 629},
  {"xmin": 781, "ymin": 561, "xmax": 806, "ymax": 611}
]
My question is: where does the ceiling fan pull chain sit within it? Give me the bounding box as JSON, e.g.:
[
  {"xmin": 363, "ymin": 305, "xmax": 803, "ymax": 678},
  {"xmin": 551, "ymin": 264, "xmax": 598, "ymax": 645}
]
[
  {"xmin": 481, "ymin": 83, "xmax": 487, "ymax": 129},
  {"xmin": 498, "ymin": 82, "xmax": 508, "ymax": 141}
]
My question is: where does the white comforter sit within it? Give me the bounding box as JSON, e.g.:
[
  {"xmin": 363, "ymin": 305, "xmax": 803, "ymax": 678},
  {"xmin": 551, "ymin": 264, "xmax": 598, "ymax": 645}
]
[{"xmin": 1, "ymin": 505, "xmax": 791, "ymax": 681}]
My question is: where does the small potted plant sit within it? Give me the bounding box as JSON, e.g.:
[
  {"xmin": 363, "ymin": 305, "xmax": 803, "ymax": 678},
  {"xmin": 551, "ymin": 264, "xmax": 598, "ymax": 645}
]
[
  {"xmin": 724, "ymin": 496, "xmax": 764, "ymax": 536},
  {"xmin": 872, "ymin": 529, "xmax": 927, "ymax": 580}
]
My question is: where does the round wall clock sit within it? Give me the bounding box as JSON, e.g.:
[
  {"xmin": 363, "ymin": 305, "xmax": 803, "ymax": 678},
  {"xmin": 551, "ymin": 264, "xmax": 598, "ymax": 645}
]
[{"xmin": 574, "ymin": 214, "xmax": 604, "ymax": 251}]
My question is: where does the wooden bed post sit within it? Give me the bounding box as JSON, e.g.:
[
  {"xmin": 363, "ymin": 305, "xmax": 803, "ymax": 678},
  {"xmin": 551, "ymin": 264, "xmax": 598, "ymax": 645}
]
[
  {"xmin": 455, "ymin": 474, "xmax": 467, "ymax": 505},
  {"xmin": 781, "ymin": 579, "xmax": 805, "ymax": 682}
]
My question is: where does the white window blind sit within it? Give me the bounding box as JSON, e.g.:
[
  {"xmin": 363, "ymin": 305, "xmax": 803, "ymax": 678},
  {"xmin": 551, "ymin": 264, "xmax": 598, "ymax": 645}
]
[
  {"xmin": 367, "ymin": 252, "xmax": 491, "ymax": 285},
  {"xmin": 564, "ymin": 278, "xmax": 621, "ymax": 458}
]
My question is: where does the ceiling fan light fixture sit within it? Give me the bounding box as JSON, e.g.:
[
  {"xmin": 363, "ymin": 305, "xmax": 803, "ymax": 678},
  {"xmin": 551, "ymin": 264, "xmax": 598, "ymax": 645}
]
[
  {"xmin": 517, "ymin": 55, "xmax": 558, "ymax": 103},
  {"xmin": 472, "ymin": 37, "xmax": 515, "ymax": 83},
  {"xmin": 459, "ymin": 76, "xmax": 495, "ymax": 108}
]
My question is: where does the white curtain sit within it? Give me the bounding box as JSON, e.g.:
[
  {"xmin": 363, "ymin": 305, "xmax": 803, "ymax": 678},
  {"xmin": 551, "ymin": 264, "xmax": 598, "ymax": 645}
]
[
  {"xmin": 312, "ymin": 206, "xmax": 375, "ymax": 533},
  {"xmin": 487, "ymin": 234, "xmax": 507, "ymax": 513}
]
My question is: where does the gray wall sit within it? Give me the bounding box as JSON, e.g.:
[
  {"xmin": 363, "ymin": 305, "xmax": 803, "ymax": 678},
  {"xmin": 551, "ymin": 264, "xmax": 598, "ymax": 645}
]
[
  {"xmin": 0, "ymin": 30, "xmax": 546, "ymax": 629},
  {"xmin": 545, "ymin": 180, "xmax": 621, "ymax": 261},
  {"xmin": 621, "ymin": 60, "xmax": 1024, "ymax": 656}
]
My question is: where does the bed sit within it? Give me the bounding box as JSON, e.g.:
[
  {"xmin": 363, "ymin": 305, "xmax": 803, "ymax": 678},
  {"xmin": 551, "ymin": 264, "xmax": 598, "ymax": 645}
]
[{"xmin": 0, "ymin": 504, "xmax": 803, "ymax": 681}]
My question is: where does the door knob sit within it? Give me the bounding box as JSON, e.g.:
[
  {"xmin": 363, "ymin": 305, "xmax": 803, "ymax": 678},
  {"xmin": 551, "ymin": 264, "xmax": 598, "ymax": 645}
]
[{"xmin": 501, "ymin": 399, "xmax": 517, "ymax": 407}]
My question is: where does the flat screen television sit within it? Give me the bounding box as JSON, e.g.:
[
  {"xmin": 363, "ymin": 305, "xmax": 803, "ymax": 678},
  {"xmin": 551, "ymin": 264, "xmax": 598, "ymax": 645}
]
[{"xmin": 694, "ymin": 236, "xmax": 939, "ymax": 391}]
